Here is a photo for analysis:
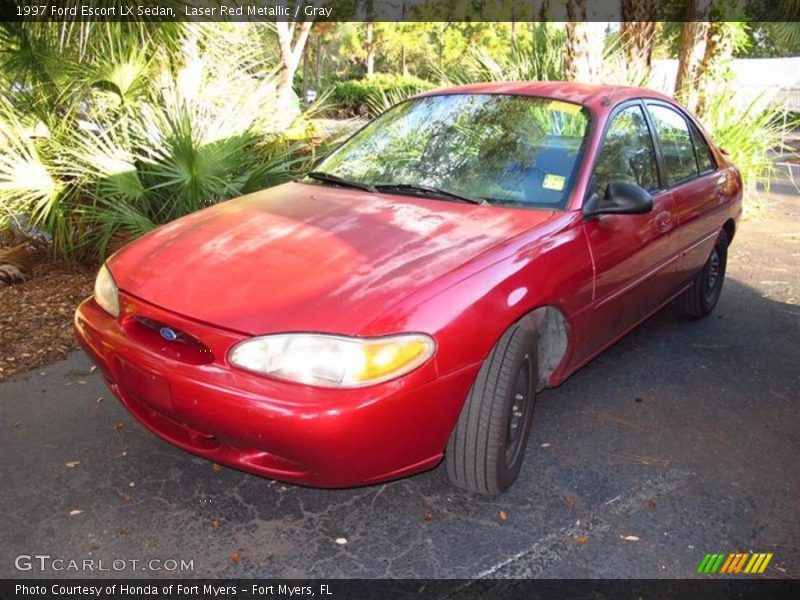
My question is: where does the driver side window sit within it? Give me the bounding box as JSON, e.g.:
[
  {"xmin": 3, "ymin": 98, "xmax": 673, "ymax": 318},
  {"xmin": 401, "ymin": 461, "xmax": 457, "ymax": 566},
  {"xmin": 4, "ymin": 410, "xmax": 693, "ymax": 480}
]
[{"xmin": 593, "ymin": 105, "xmax": 659, "ymax": 194}]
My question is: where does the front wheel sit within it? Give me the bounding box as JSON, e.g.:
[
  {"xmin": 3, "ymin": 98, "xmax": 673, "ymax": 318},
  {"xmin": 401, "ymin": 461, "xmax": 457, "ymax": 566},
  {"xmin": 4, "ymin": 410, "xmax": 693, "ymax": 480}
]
[
  {"xmin": 678, "ymin": 229, "xmax": 728, "ymax": 318},
  {"xmin": 446, "ymin": 323, "xmax": 537, "ymax": 495}
]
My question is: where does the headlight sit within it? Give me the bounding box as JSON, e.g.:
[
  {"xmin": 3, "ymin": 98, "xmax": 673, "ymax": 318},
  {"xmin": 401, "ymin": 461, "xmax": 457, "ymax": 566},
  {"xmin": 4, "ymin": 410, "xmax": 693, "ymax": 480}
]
[
  {"xmin": 94, "ymin": 263, "xmax": 119, "ymax": 317},
  {"xmin": 228, "ymin": 333, "xmax": 436, "ymax": 388}
]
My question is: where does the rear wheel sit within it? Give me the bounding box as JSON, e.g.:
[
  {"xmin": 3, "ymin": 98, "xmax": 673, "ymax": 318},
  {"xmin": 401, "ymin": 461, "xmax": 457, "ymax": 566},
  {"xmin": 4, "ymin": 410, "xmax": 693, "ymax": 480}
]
[
  {"xmin": 678, "ymin": 229, "xmax": 728, "ymax": 318},
  {"xmin": 446, "ymin": 323, "xmax": 537, "ymax": 495}
]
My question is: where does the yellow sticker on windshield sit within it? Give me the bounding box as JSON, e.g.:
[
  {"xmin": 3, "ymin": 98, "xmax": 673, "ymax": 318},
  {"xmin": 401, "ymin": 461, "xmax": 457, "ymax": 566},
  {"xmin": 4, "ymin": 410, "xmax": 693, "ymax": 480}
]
[
  {"xmin": 542, "ymin": 174, "xmax": 566, "ymax": 191},
  {"xmin": 548, "ymin": 100, "xmax": 582, "ymax": 115}
]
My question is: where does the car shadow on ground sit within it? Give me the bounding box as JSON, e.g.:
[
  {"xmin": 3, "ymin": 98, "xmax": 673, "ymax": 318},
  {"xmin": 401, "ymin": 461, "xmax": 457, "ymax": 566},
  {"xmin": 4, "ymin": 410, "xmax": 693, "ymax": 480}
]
[{"xmin": 0, "ymin": 276, "xmax": 797, "ymax": 579}]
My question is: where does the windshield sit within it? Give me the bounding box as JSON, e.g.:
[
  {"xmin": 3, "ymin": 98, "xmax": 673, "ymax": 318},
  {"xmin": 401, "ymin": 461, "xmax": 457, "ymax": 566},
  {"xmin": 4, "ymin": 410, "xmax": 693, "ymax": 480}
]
[{"xmin": 313, "ymin": 94, "xmax": 590, "ymax": 209}]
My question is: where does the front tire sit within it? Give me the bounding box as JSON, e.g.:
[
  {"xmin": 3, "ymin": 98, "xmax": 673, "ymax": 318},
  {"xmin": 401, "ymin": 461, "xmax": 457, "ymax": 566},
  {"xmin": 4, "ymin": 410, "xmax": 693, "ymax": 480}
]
[
  {"xmin": 678, "ymin": 229, "xmax": 728, "ymax": 318},
  {"xmin": 446, "ymin": 323, "xmax": 537, "ymax": 495}
]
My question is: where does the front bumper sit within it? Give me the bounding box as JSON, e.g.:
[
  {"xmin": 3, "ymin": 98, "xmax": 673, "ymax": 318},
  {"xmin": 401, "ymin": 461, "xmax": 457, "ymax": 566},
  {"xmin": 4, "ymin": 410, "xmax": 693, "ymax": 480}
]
[{"xmin": 74, "ymin": 294, "xmax": 479, "ymax": 487}]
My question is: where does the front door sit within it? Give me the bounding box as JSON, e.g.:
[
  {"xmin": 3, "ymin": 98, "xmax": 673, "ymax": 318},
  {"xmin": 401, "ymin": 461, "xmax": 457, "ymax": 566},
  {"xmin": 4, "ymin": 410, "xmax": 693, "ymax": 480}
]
[{"xmin": 577, "ymin": 102, "xmax": 680, "ymax": 363}]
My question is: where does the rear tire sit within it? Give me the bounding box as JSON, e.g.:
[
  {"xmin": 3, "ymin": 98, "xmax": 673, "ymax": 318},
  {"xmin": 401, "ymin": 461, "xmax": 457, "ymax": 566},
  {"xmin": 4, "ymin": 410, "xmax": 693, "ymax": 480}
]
[
  {"xmin": 446, "ymin": 323, "xmax": 537, "ymax": 495},
  {"xmin": 678, "ymin": 229, "xmax": 728, "ymax": 318}
]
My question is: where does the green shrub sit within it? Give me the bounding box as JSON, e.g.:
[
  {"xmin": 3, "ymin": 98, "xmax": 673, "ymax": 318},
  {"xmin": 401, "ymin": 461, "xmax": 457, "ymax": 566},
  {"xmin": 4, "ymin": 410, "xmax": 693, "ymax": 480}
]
[
  {"xmin": 330, "ymin": 74, "xmax": 434, "ymax": 117},
  {"xmin": 700, "ymin": 84, "xmax": 798, "ymax": 196},
  {"xmin": 438, "ymin": 24, "xmax": 566, "ymax": 86},
  {"xmin": 0, "ymin": 24, "xmax": 313, "ymax": 260}
]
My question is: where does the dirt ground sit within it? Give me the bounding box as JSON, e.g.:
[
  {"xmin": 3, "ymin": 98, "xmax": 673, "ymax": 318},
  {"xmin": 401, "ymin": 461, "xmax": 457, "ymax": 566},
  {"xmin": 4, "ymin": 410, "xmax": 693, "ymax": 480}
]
[{"xmin": 0, "ymin": 261, "xmax": 95, "ymax": 382}]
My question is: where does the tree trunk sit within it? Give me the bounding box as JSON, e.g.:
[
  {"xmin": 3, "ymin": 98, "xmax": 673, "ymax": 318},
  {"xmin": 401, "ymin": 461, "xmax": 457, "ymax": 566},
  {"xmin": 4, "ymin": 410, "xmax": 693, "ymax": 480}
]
[
  {"xmin": 620, "ymin": 0, "xmax": 658, "ymax": 85},
  {"xmin": 301, "ymin": 41, "xmax": 309, "ymax": 102},
  {"xmin": 565, "ymin": 1, "xmax": 605, "ymax": 84},
  {"xmin": 275, "ymin": 19, "xmax": 316, "ymax": 120},
  {"xmin": 675, "ymin": 0, "xmax": 711, "ymax": 111},
  {"xmin": 314, "ymin": 35, "xmax": 323, "ymax": 88},
  {"xmin": 365, "ymin": 22, "xmax": 375, "ymax": 76},
  {"xmin": 694, "ymin": 22, "xmax": 738, "ymax": 117}
]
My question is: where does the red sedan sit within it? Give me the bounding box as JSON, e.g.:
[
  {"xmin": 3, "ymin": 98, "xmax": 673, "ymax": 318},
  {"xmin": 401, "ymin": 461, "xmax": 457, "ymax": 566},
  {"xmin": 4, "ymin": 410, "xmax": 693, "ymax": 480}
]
[{"xmin": 75, "ymin": 83, "xmax": 742, "ymax": 494}]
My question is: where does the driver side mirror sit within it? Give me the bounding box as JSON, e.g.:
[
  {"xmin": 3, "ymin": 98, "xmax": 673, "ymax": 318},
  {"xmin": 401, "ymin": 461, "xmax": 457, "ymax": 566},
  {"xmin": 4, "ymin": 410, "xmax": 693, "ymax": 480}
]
[{"xmin": 583, "ymin": 182, "xmax": 653, "ymax": 218}]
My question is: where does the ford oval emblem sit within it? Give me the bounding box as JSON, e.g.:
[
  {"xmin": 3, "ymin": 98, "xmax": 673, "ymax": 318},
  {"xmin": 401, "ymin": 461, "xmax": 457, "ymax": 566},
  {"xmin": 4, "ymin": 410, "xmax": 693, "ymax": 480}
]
[{"xmin": 160, "ymin": 327, "xmax": 178, "ymax": 341}]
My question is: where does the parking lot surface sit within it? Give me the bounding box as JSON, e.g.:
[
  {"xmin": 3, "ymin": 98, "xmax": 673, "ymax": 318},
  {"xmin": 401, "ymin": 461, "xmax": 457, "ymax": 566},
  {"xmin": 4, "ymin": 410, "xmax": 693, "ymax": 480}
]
[{"xmin": 1, "ymin": 178, "xmax": 797, "ymax": 579}]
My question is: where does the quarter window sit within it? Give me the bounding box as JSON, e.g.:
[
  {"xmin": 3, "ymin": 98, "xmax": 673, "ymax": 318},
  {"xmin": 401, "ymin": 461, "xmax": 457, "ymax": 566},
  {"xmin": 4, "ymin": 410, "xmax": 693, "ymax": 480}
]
[
  {"xmin": 592, "ymin": 104, "xmax": 659, "ymax": 194},
  {"xmin": 690, "ymin": 125, "xmax": 715, "ymax": 174},
  {"xmin": 647, "ymin": 104, "xmax": 699, "ymax": 184}
]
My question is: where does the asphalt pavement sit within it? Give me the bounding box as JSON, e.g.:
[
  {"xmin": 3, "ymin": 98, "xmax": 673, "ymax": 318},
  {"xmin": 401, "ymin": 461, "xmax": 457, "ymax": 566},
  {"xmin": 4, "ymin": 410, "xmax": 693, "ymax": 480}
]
[{"xmin": 1, "ymin": 176, "xmax": 798, "ymax": 580}]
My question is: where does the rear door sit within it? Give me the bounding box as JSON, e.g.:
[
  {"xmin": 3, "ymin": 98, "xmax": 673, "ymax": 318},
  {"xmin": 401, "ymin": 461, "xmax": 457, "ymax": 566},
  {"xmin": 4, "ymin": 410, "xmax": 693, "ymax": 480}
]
[{"xmin": 644, "ymin": 101, "xmax": 727, "ymax": 284}]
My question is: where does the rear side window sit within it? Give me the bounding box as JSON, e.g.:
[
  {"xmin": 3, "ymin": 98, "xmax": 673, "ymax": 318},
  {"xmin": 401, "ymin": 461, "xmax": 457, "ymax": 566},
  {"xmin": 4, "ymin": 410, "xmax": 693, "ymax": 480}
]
[
  {"xmin": 593, "ymin": 104, "xmax": 660, "ymax": 194},
  {"xmin": 647, "ymin": 104, "xmax": 699, "ymax": 184},
  {"xmin": 690, "ymin": 125, "xmax": 715, "ymax": 174}
]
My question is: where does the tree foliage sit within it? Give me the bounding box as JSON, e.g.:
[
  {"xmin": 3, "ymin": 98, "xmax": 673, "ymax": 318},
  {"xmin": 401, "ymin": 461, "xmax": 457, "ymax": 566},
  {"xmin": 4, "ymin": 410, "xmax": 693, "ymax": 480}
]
[{"xmin": 0, "ymin": 15, "xmax": 795, "ymax": 261}]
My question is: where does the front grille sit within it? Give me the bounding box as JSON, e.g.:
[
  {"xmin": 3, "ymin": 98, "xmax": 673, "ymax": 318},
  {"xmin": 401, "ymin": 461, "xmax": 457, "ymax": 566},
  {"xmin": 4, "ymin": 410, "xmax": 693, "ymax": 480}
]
[
  {"xmin": 134, "ymin": 316, "xmax": 202, "ymax": 345},
  {"xmin": 126, "ymin": 316, "xmax": 214, "ymax": 365}
]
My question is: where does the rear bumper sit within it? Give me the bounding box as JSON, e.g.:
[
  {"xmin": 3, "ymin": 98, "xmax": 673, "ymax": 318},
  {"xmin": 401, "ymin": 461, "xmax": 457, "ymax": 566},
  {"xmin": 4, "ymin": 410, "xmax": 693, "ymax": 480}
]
[{"xmin": 74, "ymin": 295, "xmax": 478, "ymax": 487}]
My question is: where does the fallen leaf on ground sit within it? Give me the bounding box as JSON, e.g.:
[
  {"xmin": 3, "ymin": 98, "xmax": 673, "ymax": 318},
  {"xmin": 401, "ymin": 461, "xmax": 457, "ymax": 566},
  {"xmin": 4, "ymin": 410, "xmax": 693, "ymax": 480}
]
[
  {"xmin": 13, "ymin": 421, "xmax": 22, "ymax": 427},
  {"xmin": 113, "ymin": 422, "xmax": 124, "ymax": 431},
  {"xmin": 647, "ymin": 499, "xmax": 657, "ymax": 509},
  {"xmin": 212, "ymin": 519, "xmax": 221, "ymax": 529},
  {"xmin": 120, "ymin": 493, "xmax": 132, "ymax": 502},
  {"xmin": 574, "ymin": 535, "xmax": 589, "ymax": 545},
  {"xmin": 618, "ymin": 452, "xmax": 671, "ymax": 466},
  {"xmin": 498, "ymin": 510, "xmax": 508, "ymax": 521},
  {"xmin": 229, "ymin": 551, "xmax": 241, "ymax": 564},
  {"xmin": 118, "ymin": 529, "xmax": 129, "ymax": 536},
  {"xmin": 422, "ymin": 513, "xmax": 433, "ymax": 522},
  {"xmin": 65, "ymin": 461, "xmax": 80, "ymax": 468},
  {"xmin": 562, "ymin": 496, "xmax": 576, "ymax": 506},
  {"xmin": 212, "ymin": 463, "xmax": 222, "ymax": 472},
  {"xmin": 620, "ymin": 535, "xmax": 640, "ymax": 542},
  {"xmin": 599, "ymin": 413, "xmax": 652, "ymax": 433},
  {"xmin": 69, "ymin": 509, "xmax": 82, "ymax": 516}
]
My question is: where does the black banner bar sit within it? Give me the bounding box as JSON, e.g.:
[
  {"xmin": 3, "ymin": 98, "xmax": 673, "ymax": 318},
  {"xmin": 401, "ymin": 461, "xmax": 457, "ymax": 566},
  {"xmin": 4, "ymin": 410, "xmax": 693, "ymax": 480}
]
[
  {"xmin": 2, "ymin": 579, "xmax": 800, "ymax": 600},
  {"xmin": 4, "ymin": 0, "xmax": 800, "ymax": 23}
]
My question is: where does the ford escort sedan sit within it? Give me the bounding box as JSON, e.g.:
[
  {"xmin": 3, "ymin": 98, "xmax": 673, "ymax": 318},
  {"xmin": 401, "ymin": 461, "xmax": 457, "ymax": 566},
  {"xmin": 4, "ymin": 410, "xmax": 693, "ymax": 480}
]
[{"xmin": 75, "ymin": 82, "xmax": 742, "ymax": 494}]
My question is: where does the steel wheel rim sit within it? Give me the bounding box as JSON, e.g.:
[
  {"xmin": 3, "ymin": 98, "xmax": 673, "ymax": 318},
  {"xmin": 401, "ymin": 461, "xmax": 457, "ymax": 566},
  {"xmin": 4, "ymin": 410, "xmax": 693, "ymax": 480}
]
[
  {"xmin": 705, "ymin": 247, "xmax": 721, "ymax": 302},
  {"xmin": 505, "ymin": 356, "xmax": 532, "ymax": 468}
]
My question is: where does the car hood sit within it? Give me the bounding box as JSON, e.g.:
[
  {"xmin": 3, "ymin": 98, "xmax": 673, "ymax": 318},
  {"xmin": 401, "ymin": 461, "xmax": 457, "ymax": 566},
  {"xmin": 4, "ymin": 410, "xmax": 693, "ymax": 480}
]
[{"xmin": 109, "ymin": 182, "xmax": 557, "ymax": 335}]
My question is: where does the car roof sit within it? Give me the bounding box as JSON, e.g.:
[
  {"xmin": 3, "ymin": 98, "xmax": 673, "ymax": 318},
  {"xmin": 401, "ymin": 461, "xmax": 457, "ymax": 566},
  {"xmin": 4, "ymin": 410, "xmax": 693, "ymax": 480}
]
[{"xmin": 415, "ymin": 81, "xmax": 677, "ymax": 114}]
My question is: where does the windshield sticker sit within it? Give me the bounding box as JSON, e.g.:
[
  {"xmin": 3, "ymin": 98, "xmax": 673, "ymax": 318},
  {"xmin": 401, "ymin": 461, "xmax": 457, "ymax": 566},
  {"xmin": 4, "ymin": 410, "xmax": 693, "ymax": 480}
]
[
  {"xmin": 542, "ymin": 174, "xmax": 566, "ymax": 191},
  {"xmin": 548, "ymin": 100, "xmax": 582, "ymax": 115}
]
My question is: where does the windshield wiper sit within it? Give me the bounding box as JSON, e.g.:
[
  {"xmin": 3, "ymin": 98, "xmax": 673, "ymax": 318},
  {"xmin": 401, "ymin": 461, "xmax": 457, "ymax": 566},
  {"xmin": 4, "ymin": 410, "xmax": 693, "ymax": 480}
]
[
  {"xmin": 304, "ymin": 171, "xmax": 377, "ymax": 193},
  {"xmin": 374, "ymin": 183, "xmax": 489, "ymax": 205}
]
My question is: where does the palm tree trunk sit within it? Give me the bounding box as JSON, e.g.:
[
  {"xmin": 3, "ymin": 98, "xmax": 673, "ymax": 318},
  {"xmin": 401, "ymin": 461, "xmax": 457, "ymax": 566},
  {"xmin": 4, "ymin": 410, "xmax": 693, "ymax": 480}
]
[
  {"xmin": 565, "ymin": 1, "xmax": 605, "ymax": 84},
  {"xmin": 675, "ymin": 0, "xmax": 711, "ymax": 111},
  {"xmin": 620, "ymin": 0, "xmax": 658, "ymax": 85},
  {"xmin": 694, "ymin": 22, "xmax": 738, "ymax": 118}
]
